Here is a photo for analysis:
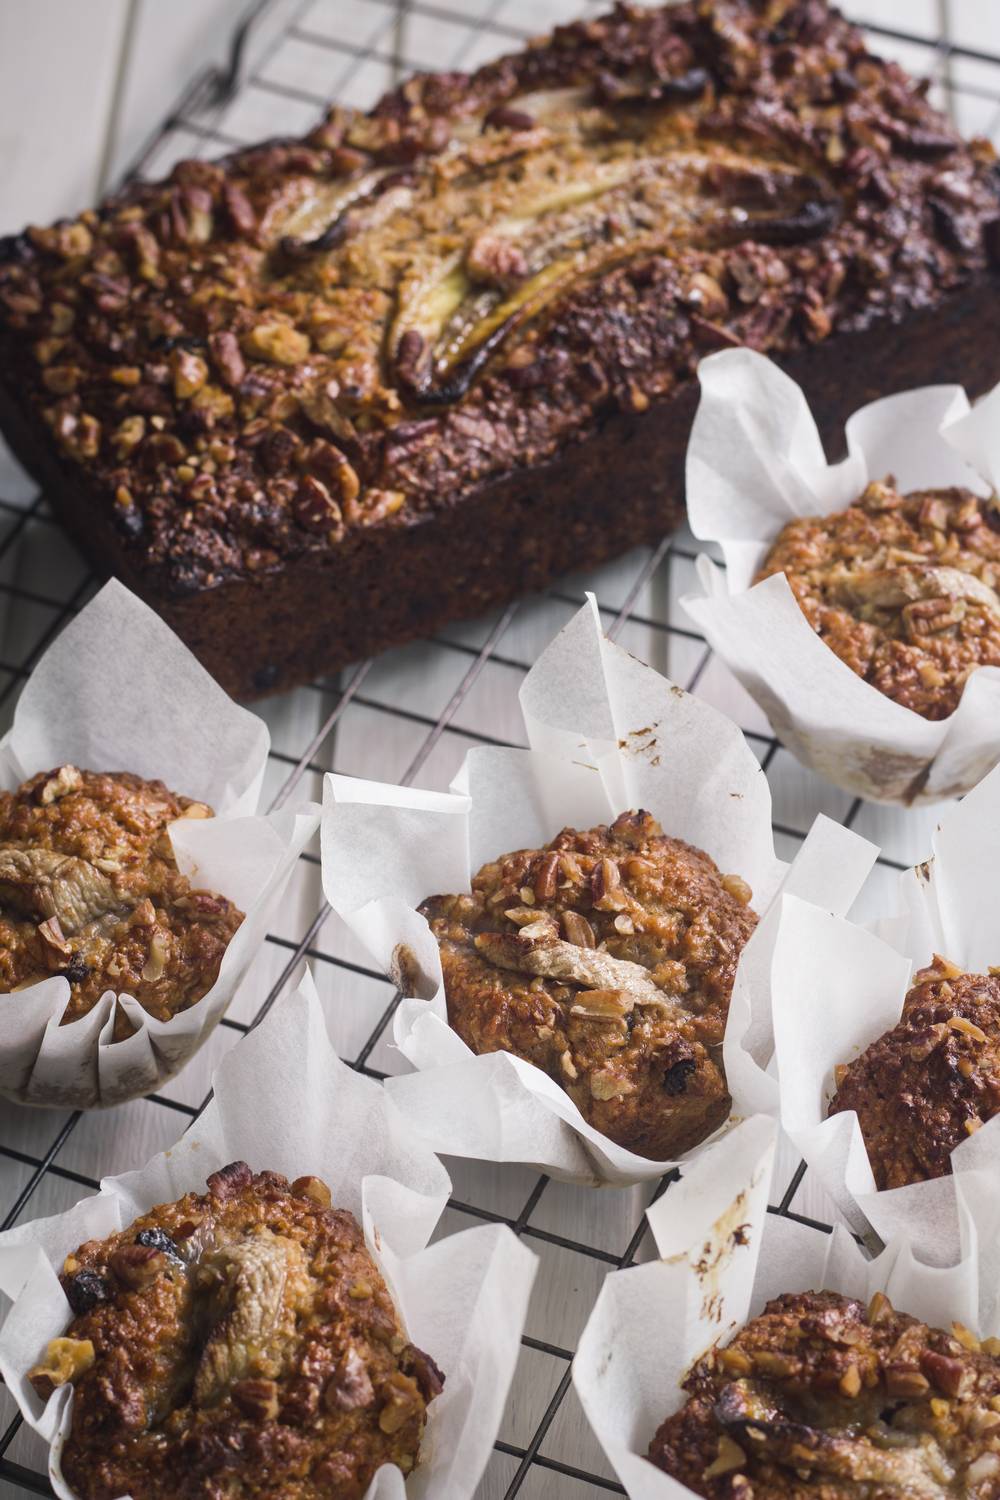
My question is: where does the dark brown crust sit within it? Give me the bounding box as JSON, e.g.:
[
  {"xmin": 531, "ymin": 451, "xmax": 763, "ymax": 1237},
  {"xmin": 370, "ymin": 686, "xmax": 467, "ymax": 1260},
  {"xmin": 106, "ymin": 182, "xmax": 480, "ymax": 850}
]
[
  {"xmin": 1, "ymin": 0, "xmax": 999, "ymax": 698},
  {"xmin": 30, "ymin": 1164, "xmax": 443, "ymax": 1500},
  {"xmin": 0, "ymin": 766, "xmax": 243, "ymax": 1031},
  {"xmin": 828, "ymin": 958, "xmax": 1000, "ymax": 1190},
  {"xmin": 649, "ymin": 1288, "xmax": 1000, "ymax": 1497},
  {"xmin": 419, "ymin": 809, "xmax": 756, "ymax": 1159}
]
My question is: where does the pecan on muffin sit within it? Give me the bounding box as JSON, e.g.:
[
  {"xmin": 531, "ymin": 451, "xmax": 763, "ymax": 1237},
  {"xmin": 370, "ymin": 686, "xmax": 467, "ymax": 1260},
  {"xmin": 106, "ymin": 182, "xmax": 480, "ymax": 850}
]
[
  {"xmin": 649, "ymin": 1288, "xmax": 1000, "ymax": 1497},
  {"xmin": 0, "ymin": 764, "xmax": 243, "ymax": 1034},
  {"xmin": 418, "ymin": 810, "xmax": 757, "ymax": 1159},
  {"xmin": 828, "ymin": 956, "xmax": 1000, "ymax": 1190},
  {"xmin": 755, "ymin": 478, "xmax": 1000, "ymax": 719},
  {"xmin": 27, "ymin": 1162, "xmax": 444, "ymax": 1500}
]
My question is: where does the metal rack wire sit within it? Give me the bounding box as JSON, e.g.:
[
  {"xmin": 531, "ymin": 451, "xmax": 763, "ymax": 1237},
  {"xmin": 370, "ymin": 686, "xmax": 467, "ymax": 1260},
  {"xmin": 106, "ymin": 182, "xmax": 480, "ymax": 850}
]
[{"xmin": 2, "ymin": 1, "xmax": 999, "ymax": 1495}]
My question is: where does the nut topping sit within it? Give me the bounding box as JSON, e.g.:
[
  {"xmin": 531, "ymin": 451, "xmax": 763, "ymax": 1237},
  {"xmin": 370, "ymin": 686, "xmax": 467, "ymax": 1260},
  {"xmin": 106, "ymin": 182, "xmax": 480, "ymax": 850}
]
[
  {"xmin": 293, "ymin": 475, "xmax": 342, "ymax": 535},
  {"xmin": 291, "ymin": 1174, "xmax": 332, "ymax": 1207},
  {"xmin": 206, "ymin": 1160, "xmax": 253, "ymax": 1200},
  {"xmin": 378, "ymin": 1371, "xmax": 424, "ymax": 1434},
  {"xmin": 28, "ymin": 1336, "xmax": 95, "ymax": 1400},
  {"xmin": 590, "ymin": 857, "xmax": 625, "ymax": 911},
  {"xmin": 325, "ymin": 1347, "xmax": 375, "ymax": 1411},
  {"xmin": 39, "ymin": 764, "xmax": 82, "ymax": 804},
  {"xmin": 243, "ymin": 321, "xmax": 311, "ymax": 366},
  {"xmin": 170, "ymin": 349, "xmax": 208, "ymax": 400},
  {"xmin": 110, "ymin": 1243, "xmax": 168, "ymax": 1290},
  {"xmin": 231, "ymin": 1376, "xmax": 279, "ymax": 1420}
]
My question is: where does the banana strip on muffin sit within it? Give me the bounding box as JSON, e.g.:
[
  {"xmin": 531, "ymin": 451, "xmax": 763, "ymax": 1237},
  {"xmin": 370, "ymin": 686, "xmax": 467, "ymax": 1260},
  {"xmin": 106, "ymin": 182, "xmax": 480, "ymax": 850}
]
[
  {"xmin": 419, "ymin": 809, "xmax": 757, "ymax": 1159},
  {"xmin": 0, "ymin": 764, "xmax": 244, "ymax": 1034},
  {"xmin": 828, "ymin": 955, "xmax": 1000, "ymax": 1190},
  {"xmin": 27, "ymin": 1162, "xmax": 444, "ymax": 1500},
  {"xmin": 756, "ymin": 478, "xmax": 1000, "ymax": 720},
  {"xmin": 649, "ymin": 1288, "xmax": 1000, "ymax": 1498}
]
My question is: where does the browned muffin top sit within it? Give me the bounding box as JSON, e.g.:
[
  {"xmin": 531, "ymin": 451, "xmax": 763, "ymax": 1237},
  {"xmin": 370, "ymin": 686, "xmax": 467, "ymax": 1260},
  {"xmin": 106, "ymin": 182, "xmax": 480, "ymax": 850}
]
[
  {"xmin": 828, "ymin": 956, "xmax": 1000, "ymax": 1191},
  {"xmin": 27, "ymin": 1162, "xmax": 444, "ymax": 1500},
  {"xmin": 755, "ymin": 479, "xmax": 1000, "ymax": 719},
  {"xmin": 649, "ymin": 1288, "xmax": 1000, "ymax": 1497},
  {"xmin": 419, "ymin": 809, "xmax": 756, "ymax": 1159},
  {"xmin": 0, "ymin": 765, "xmax": 243, "ymax": 1031},
  {"xmin": 0, "ymin": 1, "xmax": 996, "ymax": 597}
]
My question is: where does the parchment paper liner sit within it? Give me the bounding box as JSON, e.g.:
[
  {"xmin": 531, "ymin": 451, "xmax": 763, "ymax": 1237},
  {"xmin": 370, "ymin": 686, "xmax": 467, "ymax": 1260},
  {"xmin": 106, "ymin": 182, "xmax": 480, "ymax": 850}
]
[
  {"xmin": 0, "ymin": 969, "xmax": 538, "ymax": 1500},
  {"xmin": 682, "ymin": 347, "xmax": 1000, "ymax": 804},
  {"xmin": 0, "ymin": 579, "xmax": 318, "ymax": 1108},
  {"xmin": 321, "ymin": 598, "xmax": 878, "ymax": 1186},
  {"xmin": 573, "ymin": 1112, "xmax": 1000, "ymax": 1498},
  {"xmin": 770, "ymin": 756, "xmax": 1000, "ymax": 1266}
]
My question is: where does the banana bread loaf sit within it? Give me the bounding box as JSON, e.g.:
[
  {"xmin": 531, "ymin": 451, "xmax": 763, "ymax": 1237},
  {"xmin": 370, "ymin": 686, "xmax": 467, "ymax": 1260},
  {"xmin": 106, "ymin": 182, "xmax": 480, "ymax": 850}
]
[{"xmin": 1, "ymin": 0, "xmax": 999, "ymax": 698}]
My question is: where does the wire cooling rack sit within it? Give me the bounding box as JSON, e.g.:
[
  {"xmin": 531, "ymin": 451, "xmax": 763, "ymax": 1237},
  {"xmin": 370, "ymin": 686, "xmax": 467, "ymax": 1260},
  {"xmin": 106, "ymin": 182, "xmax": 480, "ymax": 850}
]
[{"xmin": 2, "ymin": 2, "xmax": 1000, "ymax": 1495}]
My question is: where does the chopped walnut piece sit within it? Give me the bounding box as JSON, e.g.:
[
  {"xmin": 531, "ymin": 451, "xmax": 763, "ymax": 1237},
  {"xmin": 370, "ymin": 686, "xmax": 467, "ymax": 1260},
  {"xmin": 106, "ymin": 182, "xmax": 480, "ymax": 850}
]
[
  {"xmin": 291, "ymin": 1174, "xmax": 332, "ymax": 1207},
  {"xmin": 378, "ymin": 1371, "xmax": 424, "ymax": 1434},
  {"xmin": 170, "ymin": 349, "xmax": 208, "ymax": 399},
  {"xmin": 39, "ymin": 764, "xmax": 83, "ymax": 804},
  {"xmin": 28, "ymin": 1336, "xmax": 95, "ymax": 1400},
  {"xmin": 325, "ymin": 1348, "xmax": 376, "ymax": 1412},
  {"xmin": 244, "ymin": 322, "xmax": 311, "ymax": 366}
]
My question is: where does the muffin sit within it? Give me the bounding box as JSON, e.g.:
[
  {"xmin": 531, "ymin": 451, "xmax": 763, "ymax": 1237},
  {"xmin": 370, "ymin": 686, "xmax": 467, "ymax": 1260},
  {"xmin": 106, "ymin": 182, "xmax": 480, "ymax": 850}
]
[
  {"xmin": 27, "ymin": 1161, "xmax": 444, "ymax": 1500},
  {"xmin": 828, "ymin": 956, "xmax": 1000, "ymax": 1190},
  {"xmin": 649, "ymin": 1288, "xmax": 1000, "ymax": 1497},
  {"xmin": 755, "ymin": 478, "xmax": 1000, "ymax": 719},
  {"xmin": 419, "ymin": 809, "xmax": 757, "ymax": 1159},
  {"xmin": 0, "ymin": 764, "xmax": 243, "ymax": 1033}
]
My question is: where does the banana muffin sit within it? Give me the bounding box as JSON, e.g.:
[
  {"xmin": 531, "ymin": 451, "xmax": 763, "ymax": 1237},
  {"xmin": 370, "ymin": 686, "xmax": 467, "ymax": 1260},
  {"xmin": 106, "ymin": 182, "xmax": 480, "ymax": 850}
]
[
  {"xmin": 649, "ymin": 1288, "xmax": 1000, "ymax": 1497},
  {"xmin": 27, "ymin": 1161, "xmax": 444, "ymax": 1500},
  {"xmin": 419, "ymin": 809, "xmax": 757, "ymax": 1158},
  {"xmin": 755, "ymin": 478, "xmax": 1000, "ymax": 719},
  {"xmin": 0, "ymin": 764, "xmax": 243, "ymax": 1031},
  {"xmin": 828, "ymin": 956, "xmax": 1000, "ymax": 1190}
]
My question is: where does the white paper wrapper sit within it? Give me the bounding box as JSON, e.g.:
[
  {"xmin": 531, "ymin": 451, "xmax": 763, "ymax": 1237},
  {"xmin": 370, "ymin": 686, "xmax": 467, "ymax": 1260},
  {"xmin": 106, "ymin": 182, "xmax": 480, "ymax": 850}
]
[
  {"xmin": 0, "ymin": 969, "xmax": 538, "ymax": 1500},
  {"xmin": 771, "ymin": 755, "xmax": 1000, "ymax": 1264},
  {"xmin": 573, "ymin": 1112, "xmax": 1000, "ymax": 1499},
  {"xmin": 682, "ymin": 347, "xmax": 1000, "ymax": 804},
  {"xmin": 321, "ymin": 598, "xmax": 878, "ymax": 1186},
  {"xmin": 0, "ymin": 579, "xmax": 318, "ymax": 1108}
]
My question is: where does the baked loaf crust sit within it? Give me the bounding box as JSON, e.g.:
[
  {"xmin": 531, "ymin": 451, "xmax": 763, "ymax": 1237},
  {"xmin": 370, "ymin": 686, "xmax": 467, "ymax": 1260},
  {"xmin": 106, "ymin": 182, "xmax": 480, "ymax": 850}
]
[
  {"xmin": 649, "ymin": 1288, "xmax": 1000, "ymax": 1497},
  {"xmin": 756, "ymin": 479, "xmax": 1000, "ymax": 718},
  {"xmin": 828, "ymin": 956, "xmax": 1000, "ymax": 1190},
  {"xmin": 419, "ymin": 809, "xmax": 756, "ymax": 1158},
  {"xmin": 27, "ymin": 1161, "xmax": 444, "ymax": 1500},
  {"xmin": 1, "ymin": 2, "xmax": 999, "ymax": 697},
  {"xmin": 0, "ymin": 765, "xmax": 243, "ymax": 1032}
]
